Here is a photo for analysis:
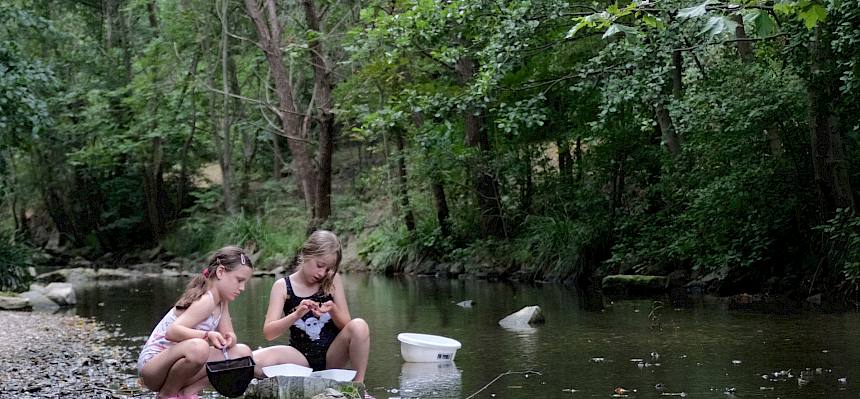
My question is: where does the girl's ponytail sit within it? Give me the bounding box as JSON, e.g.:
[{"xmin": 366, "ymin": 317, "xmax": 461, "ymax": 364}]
[{"xmin": 174, "ymin": 245, "xmax": 252, "ymax": 309}]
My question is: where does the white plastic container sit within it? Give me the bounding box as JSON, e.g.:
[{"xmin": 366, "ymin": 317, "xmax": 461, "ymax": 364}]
[{"xmin": 397, "ymin": 333, "xmax": 462, "ymax": 362}]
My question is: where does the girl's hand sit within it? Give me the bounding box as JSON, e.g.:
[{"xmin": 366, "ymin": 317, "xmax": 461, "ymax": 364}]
[
  {"xmin": 223, "ymin": 331, "xmax": 237, "ymax": 348},
  {"xmin": 205, "ymin": 331, "xmax": 228, "ymax": 349},
  {"xmin": 315, "ymin": 300, "xmax": 335, "ymax": 316},
  {"xmin": 294, "ymin": 299, "xmax": 317, "ymax": 318}
]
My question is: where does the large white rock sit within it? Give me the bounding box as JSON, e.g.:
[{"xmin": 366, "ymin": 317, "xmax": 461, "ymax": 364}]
[
  {"xmin": 498, "ymin": 305, "xmax": 545, "ymax": 329},
  {"xmin": 44, "ymin": 282, "xmax": 76, "ymax": 306},
  {"xmin": 0, "ymin": 296, "xmax": 31, "ymax": 310},
  {"xmin": 20, "ymin": 290, "xmax": 60, "ymax": 311}
]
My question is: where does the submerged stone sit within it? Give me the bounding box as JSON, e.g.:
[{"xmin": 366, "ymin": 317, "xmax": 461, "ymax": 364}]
[{"xmin": 244, "ymin": 376, "xmax": 365, "ymax": 399}]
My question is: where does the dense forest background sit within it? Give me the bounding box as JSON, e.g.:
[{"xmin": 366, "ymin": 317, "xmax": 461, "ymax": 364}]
[{"xmin": 2, "ymin": 0, "xmax": 860, "ymax": 301}]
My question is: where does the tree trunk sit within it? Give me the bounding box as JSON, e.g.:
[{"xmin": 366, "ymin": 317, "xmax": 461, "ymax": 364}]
[
  {"xmin": 557, "ymin": 137, "xmax": 572, "ymax": 182},
  {"xmin": 655, "ymin": 102, "xmax": 681, "ymax": 157},
  {"xmin": 143, "ymin": 0, "xmax": 167, "ymax": 240},
  {"xmin": 393, "ymin": 127, "xmax": 415, "ymax": 231},
  {"xmin": 176, "ymin": 53, "xmax": 200, "ymax": 215},
  {"xmin": 216, "ymin": 0, "xmax": 237, "ymax": 214},
  {"xmin": 575, "ymin": 136, "xmax": 583, "ymax": 182},
  {"xmin": 808, "ymin": 28, "xmax": 855, "ymax": 217},
  {"xmin": 244, "ymin": 0, "xmax": 319, "ymax": 224},
  {"xmin": 521, "ymin": 149, "xmax": 533, "ymax": 214},
  {"xmin": 455, "ymin": 56, "xmax": 504, "ymax": 237},
  {"xmin": 732, "ymin": 14, "xmax": 754, "ymax": 63},
  {"xmin": 412, "ymin": 111, "xmax": 450, "ymax": 236},
  {"xmin": 302, "ymin": 0, "xmax": 335, "ymax": 227},
  {"xmin": 671, "ymin": 50, "xmax": 683, "ymax": 99}
]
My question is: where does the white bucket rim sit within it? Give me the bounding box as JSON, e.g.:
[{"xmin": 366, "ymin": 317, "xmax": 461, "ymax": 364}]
[{"xmin": 397, "ymin": 333, "xmax": 462, "ymax": 349}]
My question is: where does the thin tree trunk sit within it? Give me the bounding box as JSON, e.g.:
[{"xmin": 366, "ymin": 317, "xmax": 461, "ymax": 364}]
[
  {"xmin": 217, "ymin": 0, "xmax": 237, "ymax": 214},
  {"xmin": 808, "ymin": 28, "xmax": 854, "ymax": 216},
  {"xmin": 655, "ymin": 102, "xmax": 681, "ymax": 157},
  {"xmin": 521, "ymin": 149, "xmax": 533, "ymax": 214},
  {"xmin": 302, "ymin": 0, "xmax": 335, "ymax": 227},
  {"xmin": 672, "ymin": 50, "xmax": 683, "ymax": 99},
  {"xmin": 393, "ymin": 127, "xmax": 415, "ymax": 231},
  {"xmin": 455, "ymin": 56, "xmax": 504, "ymax": 237},
  {"xmin": 732, "ymin": 14, "xmax": 754, "ymax": 63},
  {"xmin": 412, "ymin": 111, "xmax": 450, "ymax": 236},
  {"xmin": 143, "ymin": 0, "xmax": 167, "ymax": 240},
  {"xmin": 557, "ymin": 137, "xmax": 572, "ymax": 181},
  {"xmin": 176, "ymin": 53, "xmax": 200, "ymax": 215},
  {"xmin": 575, "ymin": 136, "xmax": 583, "ymax": 182},
  {"xmin": 244, "ymin": 0, "xmax": 318, "ymax": 224}
]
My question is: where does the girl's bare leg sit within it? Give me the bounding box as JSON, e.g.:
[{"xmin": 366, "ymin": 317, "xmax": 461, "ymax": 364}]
[
  {"xmin": 252, "ymin": 345, "xmax": 310, "ymax": 378},
  {"xmin": 139, "ymin": 338, "xmax": 210, "ymax": 398},
  {"xmin": 325, "ymin": 318, "xmax": 370, "ymax": 382}
]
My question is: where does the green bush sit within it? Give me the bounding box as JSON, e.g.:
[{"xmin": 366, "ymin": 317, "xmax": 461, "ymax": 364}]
[
  {"xmin": 816, "ymin": 209, "xmax": 860, "ymax": 294},
  {"xmin": 163, "ymin": 199, "xmax": 306, "ymax": 269},
  {"xmin": 0, "ymin": 233, "xmax": 33, "ymax": 293}
]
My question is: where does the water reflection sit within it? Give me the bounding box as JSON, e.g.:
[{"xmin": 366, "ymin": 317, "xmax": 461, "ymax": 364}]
[{"xmin": 399, "ymin": 361, "xmax": 461, "ymax": 398}]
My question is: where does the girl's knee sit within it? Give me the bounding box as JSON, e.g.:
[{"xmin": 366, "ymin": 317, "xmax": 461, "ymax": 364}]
[
  {"xmin": 185, "ymin": 338, "xmax": 211, "ymax": 364},
  {"xmin": 233, "ymin": 343, "xmax": 252, "ymax": 357},
  {"xmin": 347, "ymin": 318, "xmax": 369, "ymax": 338}
]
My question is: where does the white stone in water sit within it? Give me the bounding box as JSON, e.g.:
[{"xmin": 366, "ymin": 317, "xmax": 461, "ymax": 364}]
[
  {"xmin": 498, "ymin": 305, "xmax": 545, "ymax": 329},
  {"xmin": 44, "ymin": 283, "xmax": 76, "ymax": 306},
  {"xmin": 456, "ymin": 300, "xmax": 473, "ymax": 308}
]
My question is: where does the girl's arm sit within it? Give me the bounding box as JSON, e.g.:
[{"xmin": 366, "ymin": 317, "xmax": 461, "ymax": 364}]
[
  {"xmin": 323, "ymin": 273, "xmax": 352, "ymax": 329},
  {"xmin": 263, "ymin": 278, "xmax": 312, "ymax": 341},
  {"xmin": 217, "ymin": 305, "xmax": 237, "ymax": 348},
  {"xmin": 167, "ymin": 294, "xmax": 217, "ymax": 342}
]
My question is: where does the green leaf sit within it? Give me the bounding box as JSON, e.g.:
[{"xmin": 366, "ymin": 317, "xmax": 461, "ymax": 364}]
[
  {"xmin": 603, "ymin": 23, "xmax": 638, "ymax": 39},
  {"xmin": 752, "ymin": 11, "xmax": 777, "ymax": 36},
  {"xmin": 678, "ymin": 1, "xmax": 710, "ymax": 18},
  {"xmin": 798, "ymin": 3, "xmax": 826, "ymax": 29},
  {"xmin": 773, "ymin": 1, "xmax": 795, "ymax": 15},
  {"xmin": 641, "ymin": 15, "xmax": 666, "ymax": 29},
  {"xmin": 699, "ymin": 16, "xmax": 725, "ymax": 35}
]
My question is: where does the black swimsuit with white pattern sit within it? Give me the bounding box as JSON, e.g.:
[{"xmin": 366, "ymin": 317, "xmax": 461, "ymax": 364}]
[{"xmin": 283, "ymin": 276, "xmax": 340, "ymax": 371}]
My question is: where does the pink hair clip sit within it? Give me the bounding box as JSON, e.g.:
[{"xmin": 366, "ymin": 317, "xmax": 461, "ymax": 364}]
[
  {"xmin": 203, "ymin": 268, "xmax": 210, "ymax": 278},
  {"xmin": 240, "ymin": 253, "xmax": 246, "ymax": 265}
]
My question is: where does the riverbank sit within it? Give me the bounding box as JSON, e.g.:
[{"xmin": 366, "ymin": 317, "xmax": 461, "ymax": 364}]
[{"xmin": 0, "ymin": 311, "xmax": 139, "ymax": 398}]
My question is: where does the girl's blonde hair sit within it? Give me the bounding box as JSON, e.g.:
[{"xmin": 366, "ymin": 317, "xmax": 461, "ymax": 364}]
[
  {"xmin": 175, "ymin": 245, "xmax": 253, "ymax": 309},
  {"xmin": 298, "ymin": 230, "xmax": 342, "ymax": 294}
]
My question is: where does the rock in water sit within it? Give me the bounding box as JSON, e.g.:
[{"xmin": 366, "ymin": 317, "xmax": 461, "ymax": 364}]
[
  {"xmin": 44, "ymin": 282, "xmax": 77, "ymax": 305},
  {"xmin": 0, "ymin": 296, "xmax": 31, "ymax": 310},
  {"xmin": 498, "ymin": 305, "xmax": 544, "ymax": 329},
  {"xmin": 244, "ymin": 376, "xmax": 366, "ymax": 399}
]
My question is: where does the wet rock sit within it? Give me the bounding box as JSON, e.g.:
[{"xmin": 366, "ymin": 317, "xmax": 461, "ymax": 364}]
[
  {"xmin": 244, "ymin": 376, "xmax": 366, "ymax": 399},
  {"xmin": 0, "ymin": 296, "xmax": 31, "ymax": 310},
  {"xmin": 19, "ymin": 290, "xmax": 59, "ymax": 311},
  {"xmin": 37, "ymin": 268, "xmax": 97, "ymax": 285},
  {"xmin": 127, "ymin": 262, "xmax": 165, "ymax": 274},
  {"xmin": 456, "ymin": 300, "xmax": 474, "ymax": 308},
  {"xmin": 96, "ymin": 268, "xmax": 136, "ymax": 280},
  {"xmin": 44, "ymin": 282, "xmax": 76, "ymax": 306},
  {"xmin": 498, "ymin": 305, "xmax": 545, "ymax": 329}
]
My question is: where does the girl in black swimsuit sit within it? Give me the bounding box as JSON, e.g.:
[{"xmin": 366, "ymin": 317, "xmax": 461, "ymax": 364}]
[{"xmin": 253, "ymin": 230, "xmax": 371, "ymax": 382}]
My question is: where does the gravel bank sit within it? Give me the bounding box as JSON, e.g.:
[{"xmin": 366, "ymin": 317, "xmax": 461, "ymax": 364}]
[{"xmin": 0, "ymin": 311, "xmax": 141, "ymax": 399}]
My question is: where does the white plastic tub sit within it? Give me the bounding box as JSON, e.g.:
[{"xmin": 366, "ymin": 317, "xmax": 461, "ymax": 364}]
[{"xmin": 397, "ymin": 333, "xmax": 462, "ymax": 362}]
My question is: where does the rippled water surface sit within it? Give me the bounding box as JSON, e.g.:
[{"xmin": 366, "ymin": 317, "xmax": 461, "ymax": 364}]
[{"xmin": 74, "ymin": 274, "xmax": 860, "ymax": 398}]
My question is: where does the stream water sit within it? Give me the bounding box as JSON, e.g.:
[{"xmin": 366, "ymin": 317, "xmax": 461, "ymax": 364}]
[{"xmin": 71, "ymin": 273, "xmax": 860, "ymax": 398}]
